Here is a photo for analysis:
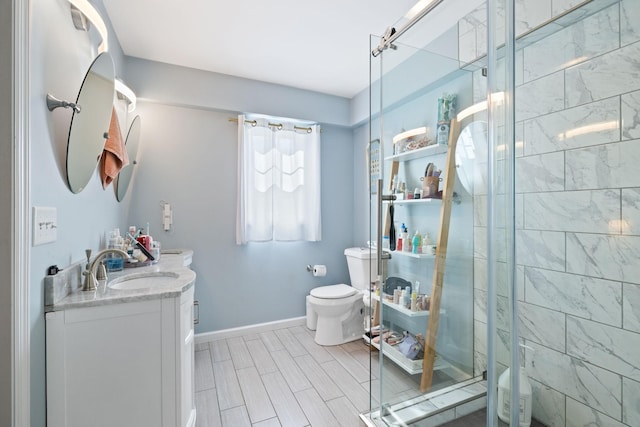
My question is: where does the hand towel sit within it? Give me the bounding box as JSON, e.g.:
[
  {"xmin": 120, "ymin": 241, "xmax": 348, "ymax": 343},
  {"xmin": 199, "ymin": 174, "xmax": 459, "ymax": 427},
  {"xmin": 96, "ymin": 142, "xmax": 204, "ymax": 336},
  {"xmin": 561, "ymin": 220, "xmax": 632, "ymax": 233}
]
[{"xmin": 100, "ymin": 107, "xmax": 130, "ymax": 189}]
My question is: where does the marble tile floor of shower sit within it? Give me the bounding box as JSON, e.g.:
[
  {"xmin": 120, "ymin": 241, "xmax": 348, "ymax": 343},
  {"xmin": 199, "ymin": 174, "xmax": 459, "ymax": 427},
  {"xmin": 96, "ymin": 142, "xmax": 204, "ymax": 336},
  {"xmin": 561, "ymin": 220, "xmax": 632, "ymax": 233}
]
[{"xmin": 193, "ymin": 324, "xmax": 429, "ymax": 427}]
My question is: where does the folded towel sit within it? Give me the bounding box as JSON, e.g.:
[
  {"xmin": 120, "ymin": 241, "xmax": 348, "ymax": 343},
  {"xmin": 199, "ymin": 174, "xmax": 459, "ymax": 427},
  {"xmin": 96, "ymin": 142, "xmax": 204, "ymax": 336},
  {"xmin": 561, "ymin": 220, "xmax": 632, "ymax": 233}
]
[{"xmin": 100, "ymin": 107, "xmax": 130, "ymax": 189}]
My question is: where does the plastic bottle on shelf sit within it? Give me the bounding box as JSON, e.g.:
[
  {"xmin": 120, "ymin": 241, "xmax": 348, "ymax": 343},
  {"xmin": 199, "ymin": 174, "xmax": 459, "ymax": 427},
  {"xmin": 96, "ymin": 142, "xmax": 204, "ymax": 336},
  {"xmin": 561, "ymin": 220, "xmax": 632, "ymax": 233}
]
[
  {"xmin": 410, "ymin": 291, "xmax": 418, "ymax": 311},
  {"xmin": 393, "ymin": 287, "xmax": 401, "ymax": 304},
  {"xmin": 412, "ymin": 230, "xmax": 422, "ymax": 254},
  {"xmin": 422, "ymin": 232, "xmax": 432, "ymax": 254},
  {"xmin": 401, "ymin": 224, "xmax": 410, "ymax": 252}
]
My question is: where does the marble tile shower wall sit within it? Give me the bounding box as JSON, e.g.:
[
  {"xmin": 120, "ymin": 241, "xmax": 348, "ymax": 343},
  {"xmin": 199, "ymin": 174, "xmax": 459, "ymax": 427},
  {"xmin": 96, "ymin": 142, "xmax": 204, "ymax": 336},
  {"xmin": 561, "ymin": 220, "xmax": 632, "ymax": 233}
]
[{"xmin": 459, "ymin": 1, "xmax": 640, "ymax": 426}]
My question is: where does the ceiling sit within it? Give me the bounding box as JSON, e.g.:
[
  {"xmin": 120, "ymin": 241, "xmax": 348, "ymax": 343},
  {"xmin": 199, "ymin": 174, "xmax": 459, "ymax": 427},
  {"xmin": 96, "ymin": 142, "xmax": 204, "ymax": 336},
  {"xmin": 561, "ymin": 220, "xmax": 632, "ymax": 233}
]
[{"xmin": 102, "ymin": 0, "xmax": 420, "ymax": 99}]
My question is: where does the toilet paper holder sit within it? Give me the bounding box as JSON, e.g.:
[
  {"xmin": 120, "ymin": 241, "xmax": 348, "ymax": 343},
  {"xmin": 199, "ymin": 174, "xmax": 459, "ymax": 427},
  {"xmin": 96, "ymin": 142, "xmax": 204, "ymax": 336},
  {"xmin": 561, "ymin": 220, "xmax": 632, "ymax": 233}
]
[{"xmin": 306, "ymin": 264, "xmax": 327, "ymax": 277}]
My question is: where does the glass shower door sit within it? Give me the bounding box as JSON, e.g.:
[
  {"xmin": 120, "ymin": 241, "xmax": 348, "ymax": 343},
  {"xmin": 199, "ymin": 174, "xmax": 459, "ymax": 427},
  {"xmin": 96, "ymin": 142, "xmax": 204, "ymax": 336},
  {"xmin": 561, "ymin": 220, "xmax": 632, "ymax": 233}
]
[{"xmin": 367, "ymin": 25, "xmax": 479, "ymax": 425}]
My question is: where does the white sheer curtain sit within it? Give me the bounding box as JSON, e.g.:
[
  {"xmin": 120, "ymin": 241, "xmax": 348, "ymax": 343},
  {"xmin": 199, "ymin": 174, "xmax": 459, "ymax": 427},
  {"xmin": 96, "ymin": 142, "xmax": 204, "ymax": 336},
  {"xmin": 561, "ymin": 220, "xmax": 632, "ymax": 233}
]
[{"xmin": 236, "ymin": 114, "xmax": 321, "ymax": 244}]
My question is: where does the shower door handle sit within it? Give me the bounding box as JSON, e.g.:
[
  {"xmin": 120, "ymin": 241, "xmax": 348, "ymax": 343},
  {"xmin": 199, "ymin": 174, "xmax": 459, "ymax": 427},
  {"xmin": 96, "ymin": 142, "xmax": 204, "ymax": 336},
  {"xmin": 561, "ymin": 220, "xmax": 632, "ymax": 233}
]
[{"xmin": 377, "ymin": 179, "xmax": 396, "ymax": 277}]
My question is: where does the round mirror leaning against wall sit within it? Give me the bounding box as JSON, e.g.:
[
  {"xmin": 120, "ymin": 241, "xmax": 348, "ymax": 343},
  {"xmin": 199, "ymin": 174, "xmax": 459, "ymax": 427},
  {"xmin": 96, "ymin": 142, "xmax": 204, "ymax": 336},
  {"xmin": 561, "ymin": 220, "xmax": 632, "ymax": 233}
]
[
  {"xmin": 455, "ymin": 121, "xmax": 488, "ymax": 195},
  {"xmin": 115, "ymin": 115, "xmax": 141, "ymax": 202},
  {"xmin": 66, "ymin": 52, "xmax": 116, "ymax": 193}
]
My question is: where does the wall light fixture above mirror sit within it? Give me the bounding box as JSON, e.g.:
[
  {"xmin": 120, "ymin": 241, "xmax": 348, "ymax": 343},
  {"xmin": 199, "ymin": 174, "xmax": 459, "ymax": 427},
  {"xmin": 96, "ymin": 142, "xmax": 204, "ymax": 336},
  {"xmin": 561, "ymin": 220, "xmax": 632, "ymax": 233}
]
[
  {"xmin": 68, "ymin": 0, "xmax": 109, "ymax": 53},
  {"xmin": 115, "ymin": 79, "xmax": 137, "ymax": 112}
]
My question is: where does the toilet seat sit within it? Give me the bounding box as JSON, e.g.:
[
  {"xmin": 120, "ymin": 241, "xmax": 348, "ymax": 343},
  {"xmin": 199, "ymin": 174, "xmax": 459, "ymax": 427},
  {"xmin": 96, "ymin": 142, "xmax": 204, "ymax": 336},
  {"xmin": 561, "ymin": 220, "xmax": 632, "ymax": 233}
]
[{"xmin": 310, "ymin": 284, "xmax": 357, "ymax": 299}]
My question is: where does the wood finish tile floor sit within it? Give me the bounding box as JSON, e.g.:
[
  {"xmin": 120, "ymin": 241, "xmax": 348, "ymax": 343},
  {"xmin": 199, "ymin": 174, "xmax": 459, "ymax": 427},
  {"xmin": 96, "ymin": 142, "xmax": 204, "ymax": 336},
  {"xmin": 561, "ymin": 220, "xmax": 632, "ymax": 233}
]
[{"xmin": 194, "ymin": 325, "xmax": 421, "ymax": 427}]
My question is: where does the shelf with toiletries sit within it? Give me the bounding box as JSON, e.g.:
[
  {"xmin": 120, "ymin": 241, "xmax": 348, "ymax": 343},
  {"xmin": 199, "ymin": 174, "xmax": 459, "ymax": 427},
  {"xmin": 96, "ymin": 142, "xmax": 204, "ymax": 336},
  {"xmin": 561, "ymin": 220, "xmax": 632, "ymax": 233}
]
[
  {"xmin": 372, "ymin": 292, "xmax": 431, "ymax": 317},
  {"xmin": 374, "ymin": 103, "xmax": 466, "ymax": 390},
  {"xmin": 388, "ymin": 250, "xmax": 435, "ymax": 260},
  {"xmin": 363, "ymin": 333, "xmax": 447, "ymax": 375},
  {"xmin": 385, "ymin": 142, "xmax": 448, "ymax": 162},
  {"xmin": 364, "ymin": 335, "xmax": 425, "ymax": 374}
]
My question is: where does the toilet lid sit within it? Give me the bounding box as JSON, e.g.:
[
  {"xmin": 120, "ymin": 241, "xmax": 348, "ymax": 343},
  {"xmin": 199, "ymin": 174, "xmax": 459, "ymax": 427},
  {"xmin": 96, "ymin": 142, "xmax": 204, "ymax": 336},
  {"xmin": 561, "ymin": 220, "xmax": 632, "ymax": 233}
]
[{"xmin": 310, "ymin": 284, "xmax": 357, "ymax": 299}]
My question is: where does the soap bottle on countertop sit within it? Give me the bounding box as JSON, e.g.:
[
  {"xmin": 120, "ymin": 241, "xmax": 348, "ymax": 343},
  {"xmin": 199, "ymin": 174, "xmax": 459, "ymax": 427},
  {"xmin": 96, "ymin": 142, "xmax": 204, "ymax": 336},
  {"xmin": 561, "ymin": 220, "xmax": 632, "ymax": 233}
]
[
  {"xmin": 105, "ymin": 228, "xmax": 124, "ymax": 272},
  {"xmin": 137, "ymin": 223, "xmax": 153, "ymax": 251}
]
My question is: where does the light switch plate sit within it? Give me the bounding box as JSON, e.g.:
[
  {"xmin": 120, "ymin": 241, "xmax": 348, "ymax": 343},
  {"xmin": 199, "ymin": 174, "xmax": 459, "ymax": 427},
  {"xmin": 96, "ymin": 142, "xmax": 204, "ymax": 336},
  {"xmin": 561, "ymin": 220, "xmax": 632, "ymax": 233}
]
[{"xmin": 33, "ymin": 206, "xmax": 57, "ymax": 246}]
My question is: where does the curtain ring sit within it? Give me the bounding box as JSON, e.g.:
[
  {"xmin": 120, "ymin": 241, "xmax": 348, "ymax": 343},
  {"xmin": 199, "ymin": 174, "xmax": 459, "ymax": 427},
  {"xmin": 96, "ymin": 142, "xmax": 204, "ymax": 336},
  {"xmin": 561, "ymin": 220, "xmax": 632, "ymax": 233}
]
[{"xmin": 306, "ymin": 128, "xmax": 312, "ymax": 134}]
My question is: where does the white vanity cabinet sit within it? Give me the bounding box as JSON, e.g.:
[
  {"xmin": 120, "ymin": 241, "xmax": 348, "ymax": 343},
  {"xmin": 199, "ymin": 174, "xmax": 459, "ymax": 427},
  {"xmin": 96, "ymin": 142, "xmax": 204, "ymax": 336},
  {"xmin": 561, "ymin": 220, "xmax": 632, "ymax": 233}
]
[{"xmin": 46, "ymin": 286, "xmax": 196, "ymax": 427}]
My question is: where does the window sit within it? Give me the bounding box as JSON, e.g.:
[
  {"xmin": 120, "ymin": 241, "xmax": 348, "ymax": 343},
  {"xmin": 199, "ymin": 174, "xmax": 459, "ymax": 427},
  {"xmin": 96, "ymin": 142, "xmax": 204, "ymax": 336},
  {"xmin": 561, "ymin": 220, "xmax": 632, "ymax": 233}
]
[{"xmin": 236, "ymin": 114, "xmax": 321, "ymax": 244}]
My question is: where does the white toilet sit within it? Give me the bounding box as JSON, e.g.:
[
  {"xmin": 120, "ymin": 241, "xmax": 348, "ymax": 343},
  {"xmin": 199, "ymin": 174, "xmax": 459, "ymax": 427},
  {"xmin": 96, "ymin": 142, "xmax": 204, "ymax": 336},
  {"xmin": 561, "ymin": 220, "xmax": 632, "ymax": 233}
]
[{"xmin": 306, "ymin": 247, "xmax": 380, "ymax": 346}]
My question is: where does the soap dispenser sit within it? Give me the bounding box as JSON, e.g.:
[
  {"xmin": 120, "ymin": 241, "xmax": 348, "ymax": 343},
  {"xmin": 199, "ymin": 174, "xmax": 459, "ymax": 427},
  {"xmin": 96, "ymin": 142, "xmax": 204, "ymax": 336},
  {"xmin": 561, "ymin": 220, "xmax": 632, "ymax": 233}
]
[{"xmin": 497, "ymin": 344, "xmax": 533, "ymax": 427}]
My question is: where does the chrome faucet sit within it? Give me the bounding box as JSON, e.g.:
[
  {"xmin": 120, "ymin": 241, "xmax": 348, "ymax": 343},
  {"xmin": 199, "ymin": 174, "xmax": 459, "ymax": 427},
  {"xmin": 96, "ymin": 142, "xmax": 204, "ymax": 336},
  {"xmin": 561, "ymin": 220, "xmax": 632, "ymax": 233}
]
[{"xmin": 82, "ymin": 248, "xmax": 129, "ymax": 291}]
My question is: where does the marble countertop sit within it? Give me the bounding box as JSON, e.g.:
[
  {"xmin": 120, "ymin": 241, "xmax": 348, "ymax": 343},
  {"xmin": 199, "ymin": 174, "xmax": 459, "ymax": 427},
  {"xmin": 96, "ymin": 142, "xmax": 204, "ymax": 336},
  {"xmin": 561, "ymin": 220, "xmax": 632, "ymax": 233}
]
[{"xmin": 45, "ymin": 251, "xmax": 196, "ymax": 312}]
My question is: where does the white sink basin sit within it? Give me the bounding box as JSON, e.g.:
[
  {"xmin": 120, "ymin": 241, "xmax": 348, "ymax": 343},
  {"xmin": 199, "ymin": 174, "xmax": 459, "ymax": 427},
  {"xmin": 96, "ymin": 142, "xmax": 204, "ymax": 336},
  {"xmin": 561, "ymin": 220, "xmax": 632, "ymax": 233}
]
[{"xmin": 108, "ymin": 271, "xmax": 180, "ymax": 290}]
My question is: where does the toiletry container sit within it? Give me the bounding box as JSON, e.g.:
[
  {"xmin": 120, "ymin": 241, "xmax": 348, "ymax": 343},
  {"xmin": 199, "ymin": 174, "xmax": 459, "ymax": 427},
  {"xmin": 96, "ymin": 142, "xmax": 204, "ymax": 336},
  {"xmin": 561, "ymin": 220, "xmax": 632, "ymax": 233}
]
[
  {"xmin": 401, "ymin": 224, "xmax": 409, "ymax": 252},
  {"xmin": 412, "ymin": 230, "xmax": 422, "ymax": 254},
  {"xmin": 497, "ymin": 344, "xmax": 533, "ymax": 426},
  {"xmin": 105, "ymin": 229, "xmax": 124, "ymax": 272}
]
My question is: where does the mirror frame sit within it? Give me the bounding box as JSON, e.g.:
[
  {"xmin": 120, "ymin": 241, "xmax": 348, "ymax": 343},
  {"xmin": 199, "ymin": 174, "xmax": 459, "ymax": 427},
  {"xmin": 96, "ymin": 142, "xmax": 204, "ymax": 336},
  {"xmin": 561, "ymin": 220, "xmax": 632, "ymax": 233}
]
[
  {"xmin": 66, "ymin": 52, "xmax": 115, "ymax": 193},
  {"xmin": 115, "ymin": 115, "xmax": 142, "ymax": 202}
]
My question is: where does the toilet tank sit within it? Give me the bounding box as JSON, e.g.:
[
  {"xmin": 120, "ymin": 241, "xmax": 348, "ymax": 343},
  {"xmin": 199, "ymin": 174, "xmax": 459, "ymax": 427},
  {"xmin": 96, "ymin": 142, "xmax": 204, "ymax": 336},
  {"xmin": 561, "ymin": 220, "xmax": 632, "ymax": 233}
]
[{"xmin": 344, "ymin": 247, "xmax": 384, "ymax": 290}]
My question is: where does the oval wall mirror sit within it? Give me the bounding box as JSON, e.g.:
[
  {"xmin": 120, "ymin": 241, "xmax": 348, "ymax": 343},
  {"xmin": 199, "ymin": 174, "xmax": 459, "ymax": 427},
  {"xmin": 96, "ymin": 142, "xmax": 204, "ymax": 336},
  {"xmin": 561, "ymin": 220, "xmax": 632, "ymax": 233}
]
[
  {"xmin": 115, "ymin": 115, "xmax": 141, "ymax": 202},
  {"xmin": 66, "ymin": 52, "xmax": 115, "ymax": 193},
  {"xmin": 455, "ymin": 121, "xmax": 488, "ymax": 195}
]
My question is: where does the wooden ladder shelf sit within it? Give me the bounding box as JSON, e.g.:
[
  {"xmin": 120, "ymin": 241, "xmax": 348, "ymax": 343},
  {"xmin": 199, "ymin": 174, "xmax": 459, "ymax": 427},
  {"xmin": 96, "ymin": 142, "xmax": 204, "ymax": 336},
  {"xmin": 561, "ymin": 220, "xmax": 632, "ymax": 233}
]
[{"xmin": 371, "ymin": 119, "xmax": 460, "ymax": 393}]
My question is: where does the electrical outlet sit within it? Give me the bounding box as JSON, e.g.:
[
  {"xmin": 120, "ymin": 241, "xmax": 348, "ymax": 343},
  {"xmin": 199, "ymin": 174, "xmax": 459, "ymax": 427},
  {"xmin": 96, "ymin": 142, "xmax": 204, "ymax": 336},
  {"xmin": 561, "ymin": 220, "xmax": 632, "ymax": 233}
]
[{"xmin": 33, "ymin": 206, "xmax": 57, "ymax": 246}]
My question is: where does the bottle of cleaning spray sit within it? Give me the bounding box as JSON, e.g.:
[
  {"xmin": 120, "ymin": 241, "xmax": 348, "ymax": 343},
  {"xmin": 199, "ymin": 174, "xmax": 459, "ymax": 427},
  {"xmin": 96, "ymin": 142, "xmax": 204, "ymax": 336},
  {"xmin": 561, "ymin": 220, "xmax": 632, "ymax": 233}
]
[{"xmin": 497, "ymin": 343, "xmax": 533, "ymax": 427}]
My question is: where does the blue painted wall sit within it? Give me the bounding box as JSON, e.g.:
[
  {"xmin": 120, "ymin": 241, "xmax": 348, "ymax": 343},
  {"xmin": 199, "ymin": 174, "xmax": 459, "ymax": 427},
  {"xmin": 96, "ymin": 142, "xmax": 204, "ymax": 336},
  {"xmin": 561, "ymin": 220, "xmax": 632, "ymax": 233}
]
[{"xmin": 124, "ymin": 100, "xmax": 355, "ymax": 332}]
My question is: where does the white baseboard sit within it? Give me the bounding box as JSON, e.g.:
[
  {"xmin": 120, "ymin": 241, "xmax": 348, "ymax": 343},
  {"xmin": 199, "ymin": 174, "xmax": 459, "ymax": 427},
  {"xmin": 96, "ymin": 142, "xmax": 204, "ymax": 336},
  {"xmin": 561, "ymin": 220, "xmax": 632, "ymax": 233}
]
[{"xmin": 195, "ymin": 316, "xmax": 307, "ymax": 343}]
